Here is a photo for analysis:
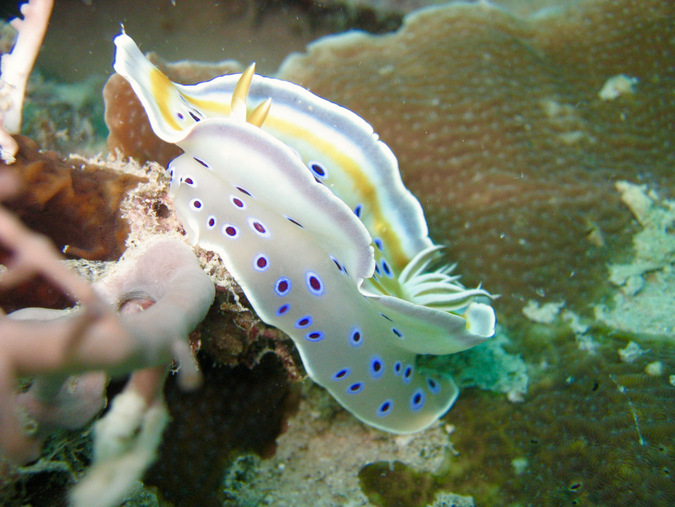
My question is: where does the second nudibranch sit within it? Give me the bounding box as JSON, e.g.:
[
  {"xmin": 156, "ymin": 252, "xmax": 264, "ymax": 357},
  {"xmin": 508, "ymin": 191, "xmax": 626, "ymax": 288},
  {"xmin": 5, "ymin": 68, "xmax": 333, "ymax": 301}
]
[{"xmin": 112, "ymin": 32, "xmax": 496, "ymax": 434}]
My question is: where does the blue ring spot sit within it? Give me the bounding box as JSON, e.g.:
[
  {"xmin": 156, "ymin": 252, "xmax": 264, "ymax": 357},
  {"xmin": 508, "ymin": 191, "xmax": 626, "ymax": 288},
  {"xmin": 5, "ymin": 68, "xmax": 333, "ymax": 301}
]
[
  {"xmin": 189, "ymin": 198, "xmax": 203, "ymax": 211},
  {"xmin": 427, "ymin": 377, "xmax": 441, "ymax": 394},
  {"xmin": 410, "ymin": 389, "xmax": 426, "ymax": 411},
  {"xmin": 370, "ymin": 356, "xmax": 385, "ymax": 379},
  {"xmin": 381, "ymin": 259, "xmax": 393, "ymax": 278},
  {"xmin": 236, "ymin": 186, "xmax": 253, "ymax": 197},
  {"xmin": 192, "ymin": 157, "xmax": 208, "ymax": 168},
  {"xmin": 306, "ymin": 271, "xmax": 325, "ymax": 296},
  {"xmin": 347, "ymin": 382, "xmax": 364, "ymax": 394},
  {"xmin": 253, "ymin": 254, "xmax": 269, "ymax": 272},
  {"xmin": 349, "ymin": 328, "xmax": 363, "ymax": 347},
  {"xmin": 295, "ymin": 315, "xmax": 312, "ymax": 329},
  {"xmin": 230, "ymin": 195, "xmax": 246, "ymax": 210},
  {"xmin": 403, "ymin": 366, "xmax": 413, "ymax": 384},
  {"xmin": 393, "ymin": 362, "xmax": 402, "ymax": 375},
  {"xmin": 374, "ymin": 238, "xmax": 383, "ymax": 251},
  {"xmin": 308, "ymin": 161, "xmax": 328, "ymax": 179},
  {"xmin": 305, "ymin": 330, "xmax": 325, "ymax": 342},
  {"xmin": 354, "ymin": 204, "xmax": 363, "ymax": 218},
  {"xmin": 276, "ymin": 304, "xmax": 290, "ymax": 316},
  {"xmin": 285, "ymin": 215, "xmax": 304, "ymax": 228},
  {"xmin": 332, "ymin": 368, "xmax": 350, "ymax": 381},
  {"xmin": 392, "ymin": 327, "xmax": 403, "ymax": 339},
  {"xmin": 274, "ymin": 277, "xmax": 292, "ymax": 296},
  {"xmin": 330, "ymin": 255, "xmax": 342, "ymax": 272},
  {"xmin": 222, "ymin": 224, "xmax": 239, "ymax": 239},
  {"xmin": 248, "ymin": 217, "xmax": 271, "ymax": 238},
  {"xmin": 377, "ymin": 400, "xmax": 394, "ymax": 417}
]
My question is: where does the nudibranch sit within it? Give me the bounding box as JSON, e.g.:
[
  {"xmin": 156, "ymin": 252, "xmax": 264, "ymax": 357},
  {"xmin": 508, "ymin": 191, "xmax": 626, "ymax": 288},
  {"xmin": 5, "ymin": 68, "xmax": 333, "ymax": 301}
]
[{"xmin": 112, "ymin": 32, "xmax": 496, "ymax": 434}]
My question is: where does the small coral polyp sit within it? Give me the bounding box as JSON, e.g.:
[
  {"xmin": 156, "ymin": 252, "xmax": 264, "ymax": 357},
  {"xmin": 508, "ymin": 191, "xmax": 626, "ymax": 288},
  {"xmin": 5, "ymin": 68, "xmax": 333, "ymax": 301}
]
[{"xmin": 113, "ymin": 32, "xmax": 495, "ymax": 433}]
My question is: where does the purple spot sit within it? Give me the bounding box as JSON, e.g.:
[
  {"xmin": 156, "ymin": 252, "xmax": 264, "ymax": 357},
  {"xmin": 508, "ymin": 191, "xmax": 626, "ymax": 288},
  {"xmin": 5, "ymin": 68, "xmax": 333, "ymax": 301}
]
[
  {"xmin": 381, "ymin": 259, "xmax": 393, "ymax": 278},
  {"xmin": 183, "ymin": 176, "xmax": 195, "ymax": 186},
  {"xmin": 286, "ymin": 216, "xmax": 303, "ymax": 228},
  {"xmin": 350, "ymin": 328, "xmax": 362, "ymax": 347},
  {"xmin": 253, "ymin": 254, "xmax": 269, "ymax": 272},
  {"xmin": 189, "ymin": 111, "xmax": 201, "ymax": 122},
  {"xmin": 177, "ymin": 112, "xmax": 184, "ymax": 120},
  {"xmin": 275, "ymin": 277, "xmax": 292, "ymax": 296},
  {"xmin": 427, "ymin": 378, "xmax": 441, "ymax": 394},
  {"xmin": 276, "ymin": 304, "xmax": 290, "ymax": 316},
  {"xmin": 370, "ymin": 356, "xmax": 384, "ymax": 379},
  {"xmin": 410, "ymin": 389, "xmax": 425, "ymax": 411},
  {"xmin": 249, "ymin": 218, "xmax": 270, "ymax": 238},
  {"xmin": 332, "ymin": 368, "xmax": 350, "ymax": 381},
  {"xmin": 378, "ymin": 400, "xmax": 393, "ymax": 417},
  {"xmin": 295, "ymin": 316, "xmax": 312, "ymax": 329},
  {"xmin": 309, "ymin": 161, "xmax": 327, "ymax": 178},
  {"xmin": 207, "ymin": 216, "xmax": 216, "ymax": 229},
  {"xmin": 231, "ymin": 196, "xmax": 245, "ymax": 209},
  {"xmin": 305, "ymin": 330, "xmax": 325, "ymax": 342},
  {"xmin": 222, "ymin": 224, "xmax": 239, "ymax": 238},
  {"xmin": 192, "ymin": 157, "xmax": 208, "ymax": 168},
  {"xmin": 330, "ymin": 255, "xmax": 342, "ymax": 271},
  {"xmin": 236, "ymin": 186, "xmax": 252, "ymax": 196},
  {"xmin": 347, "ymin": 382, "xmax": 364, "ymax": 394},
  {"xmin": 403, "ymin": 366, "xmax": 413, "ymax": 384},
  {"xmin": 306, "ymin": 272, "xmax": 324, "ymax": 296},
  {"xmin": 190, "ymin": 199, "xmax": 203, "ymax": 211}
]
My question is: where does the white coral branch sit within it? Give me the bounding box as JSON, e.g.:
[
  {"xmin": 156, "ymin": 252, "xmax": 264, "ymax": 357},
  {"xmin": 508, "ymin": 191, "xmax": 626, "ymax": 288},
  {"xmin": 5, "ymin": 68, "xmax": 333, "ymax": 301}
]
[
  {"xmin": 0, "ymin": 0, "xmax": 54, "ymax": 163},
  {"xmin": 0, "ymin": 186, "xmax": 215, "ymax": 464}
]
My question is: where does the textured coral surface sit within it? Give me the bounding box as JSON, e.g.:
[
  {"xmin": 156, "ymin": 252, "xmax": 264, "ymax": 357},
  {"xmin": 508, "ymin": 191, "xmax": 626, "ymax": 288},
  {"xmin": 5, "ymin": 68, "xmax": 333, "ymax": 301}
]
[
  {"xmin": 0, "ymin": 136, "xmax": 145, "ymax": 312},
  {"xmin": 278, "ymin": 0, "xmax": 675, "ymax": 323},
  {"xmin": 359, "ymin": 332, "xmax": 674, "ymax": 506}
]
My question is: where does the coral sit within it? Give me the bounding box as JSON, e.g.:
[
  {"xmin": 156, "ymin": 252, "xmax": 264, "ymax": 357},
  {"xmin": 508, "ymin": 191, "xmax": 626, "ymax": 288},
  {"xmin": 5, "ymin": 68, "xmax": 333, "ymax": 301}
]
[
  {"xmin": 0, "ymin": 158, "xmax": 216, "ymax": 503},
  {"xmin": 425, "ymin": 330, "xmax": 529, "ymax": 400},
  {"xmin": 1, "ymin": 135, "xmax": 144, "ymax": 260},
  {"xmin": 429, "ymin": 332, "xmax": 674, "ymax": 506},
  {"xmin": 0, "ymin": 0, "xmax": 53, "ymax": 162},
  {"xmin": 594, "ymin": 182, "xmax": 675, "ymax": 337},
  {"xmin": 359, "ymin": 461, "xmax": 451, "ymax": 507},
  {"xmin": 276, "ymin": 0, "xmax": 675, "ymax": 324}
]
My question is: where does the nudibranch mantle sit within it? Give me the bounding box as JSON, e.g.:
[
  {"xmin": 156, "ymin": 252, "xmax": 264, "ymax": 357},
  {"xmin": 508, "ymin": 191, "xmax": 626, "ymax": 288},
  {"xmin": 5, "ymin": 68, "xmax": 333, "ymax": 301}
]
[{"xmin": 113, "ymin": 32, "xmax": 496, "ymax": 434}]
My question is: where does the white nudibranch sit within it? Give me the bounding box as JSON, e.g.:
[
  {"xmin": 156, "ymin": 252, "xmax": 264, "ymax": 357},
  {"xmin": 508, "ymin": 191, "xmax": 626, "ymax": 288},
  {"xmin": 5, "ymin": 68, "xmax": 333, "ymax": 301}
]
[{"xmin": 112, "ymin": 31, "xmax": 496, "ymax": 434}]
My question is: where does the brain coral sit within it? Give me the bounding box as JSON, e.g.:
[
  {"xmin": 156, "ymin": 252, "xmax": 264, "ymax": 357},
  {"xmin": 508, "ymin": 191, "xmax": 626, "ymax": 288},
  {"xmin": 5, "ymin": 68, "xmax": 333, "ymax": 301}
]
[{"xmin": 277, "ymin": 0, "xmax": 675, "ymax": 323}]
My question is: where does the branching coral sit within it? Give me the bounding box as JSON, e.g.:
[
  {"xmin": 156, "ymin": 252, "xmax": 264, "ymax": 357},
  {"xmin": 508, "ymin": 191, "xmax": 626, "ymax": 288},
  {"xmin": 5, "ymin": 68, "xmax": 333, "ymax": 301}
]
[
  {"xmin": 0, "ymin": 168, "xmax": 215, "ymax": 503},
  {"xmin": 0, "ymin": 0, "xmax": 53, "ymax": 163}
]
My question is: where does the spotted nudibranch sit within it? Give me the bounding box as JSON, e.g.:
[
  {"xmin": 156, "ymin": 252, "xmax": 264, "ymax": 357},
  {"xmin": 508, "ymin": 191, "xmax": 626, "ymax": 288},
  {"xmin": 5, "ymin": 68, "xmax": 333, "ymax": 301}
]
[{"xmin": 113, "ymin": 32, "xmax": 496, "ymax": 434}]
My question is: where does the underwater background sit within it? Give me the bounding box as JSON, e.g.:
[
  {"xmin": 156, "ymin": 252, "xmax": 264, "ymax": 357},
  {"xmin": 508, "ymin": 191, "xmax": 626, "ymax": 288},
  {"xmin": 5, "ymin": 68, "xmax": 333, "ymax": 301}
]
[{"xmin": 0, "ymin": 0, "xmax": 673, "ymax": 506}]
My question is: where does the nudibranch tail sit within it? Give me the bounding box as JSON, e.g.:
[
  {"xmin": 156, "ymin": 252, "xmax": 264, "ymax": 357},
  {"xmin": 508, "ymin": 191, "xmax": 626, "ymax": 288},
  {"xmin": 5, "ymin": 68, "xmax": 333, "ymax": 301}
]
[{"xmin": 113, "ymin": 32, "xmax": 497, "ymax": 434}]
